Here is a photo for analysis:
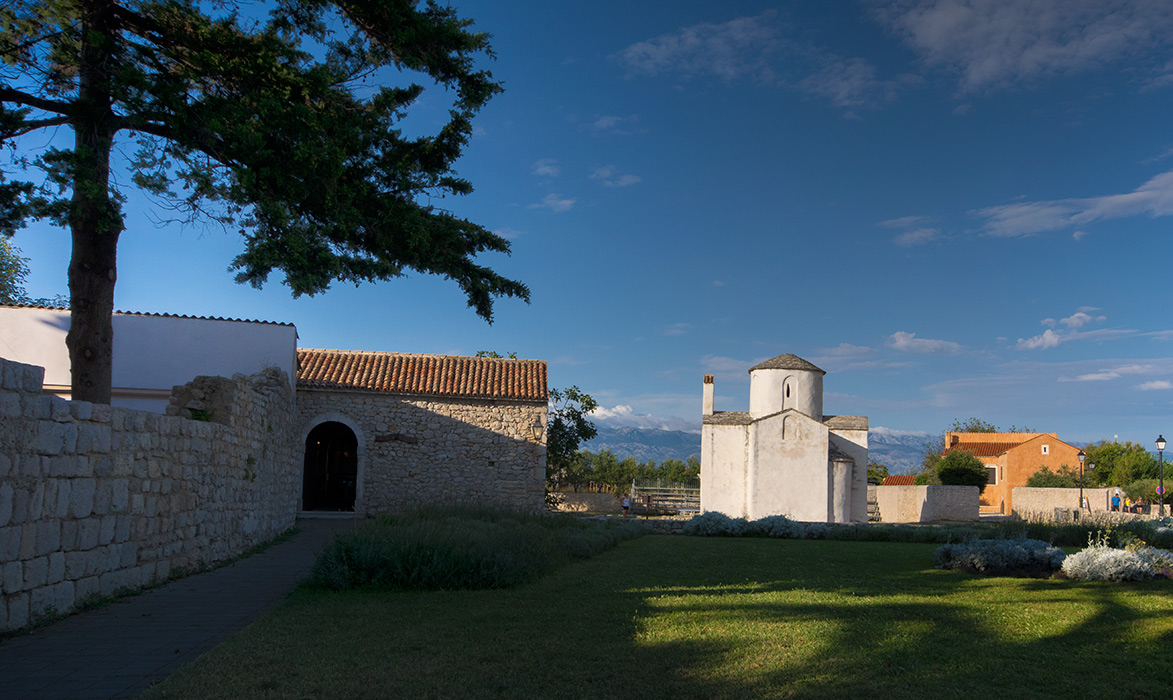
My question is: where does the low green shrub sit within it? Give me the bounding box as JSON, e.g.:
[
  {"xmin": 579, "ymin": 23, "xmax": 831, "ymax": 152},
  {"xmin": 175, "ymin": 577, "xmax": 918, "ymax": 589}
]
[
  {"xmin": 682, "ymin": 511, "xmax": 751, "ymax": 536},
  {"xmin": 933, "ymin": 538, "xmax": 1066, "ymax": 575},
  {"xmin": 307, "ymin": 507, "xmax": 644, "ymax": 591}
]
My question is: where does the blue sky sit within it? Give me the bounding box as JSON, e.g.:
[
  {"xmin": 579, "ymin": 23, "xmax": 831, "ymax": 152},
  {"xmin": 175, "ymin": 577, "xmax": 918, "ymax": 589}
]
[{"xmin": 11, "ymin": 0, "xmax": 1173, "ymax": 447}]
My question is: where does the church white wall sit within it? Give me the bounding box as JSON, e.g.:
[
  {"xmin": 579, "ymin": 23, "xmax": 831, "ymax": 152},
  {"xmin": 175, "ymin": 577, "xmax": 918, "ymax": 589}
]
[
  {"xmin": 830, "ymin": 429, "xmax": 869, "ymax": 523},
  {"xmin": 0, "ymin": 307, "xmax": 297, "ymax": 413},
  {"xmin": 748, "ymin": 412, "xmax": 829, "ymax": 521},
  {"xmin": 700, "ymin": 424, "xmax": 750, "ymax": 517},
  {"xmin": 749, "ymin": 369, "xmax": 822, "ymax": 421}
]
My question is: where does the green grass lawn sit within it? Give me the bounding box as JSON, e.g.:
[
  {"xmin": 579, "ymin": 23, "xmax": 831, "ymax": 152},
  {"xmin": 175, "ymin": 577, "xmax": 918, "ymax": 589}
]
[{"xmin": 141, "ymin": 536, "xmax": 1173, "ymax": 700}]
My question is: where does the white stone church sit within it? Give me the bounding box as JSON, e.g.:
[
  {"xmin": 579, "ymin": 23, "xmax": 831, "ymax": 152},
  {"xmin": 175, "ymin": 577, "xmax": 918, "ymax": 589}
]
[{"xmin": 700, "ymin": 353, "xmax": 869, "ymax": 523}]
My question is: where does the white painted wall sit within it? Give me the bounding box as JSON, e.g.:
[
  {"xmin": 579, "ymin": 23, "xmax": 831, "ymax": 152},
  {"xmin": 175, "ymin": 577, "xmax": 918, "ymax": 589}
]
[
  {"xmin": 749, "ymin": 412, "xmax": 830, "ymax": 521},
  {"xmin": 830, "ymin": 428, "xmax": 869, "ymax": 522},
  {"xmin": 0, "ymin": 307, "xmax": 297, "ymax": 412},
  {"xmin": 750, "ymin": 369, "xmax": 822, "ymax": 421},
  {"xmin": 700, "ymin": 423, "xmax": 750, "ymax": 517}
]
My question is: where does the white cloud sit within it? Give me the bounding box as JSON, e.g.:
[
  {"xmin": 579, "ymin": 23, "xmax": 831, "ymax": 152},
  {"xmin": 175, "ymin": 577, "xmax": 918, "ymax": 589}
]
[
  {"xmin": 878, "ymin": 215, "xmax": 932, "ymax": 228},
  {"xmin": 531, "ymin": 159, "xmax": 560, "ymax": 178},
  {"xmin": 492, "ymin": 227, "xmax": 524, "ymax": 240},
  {"xmin": 587, "ymin": 404, "xmax": 700, "ymax": 432},
  {"xmin": 973, "ymin": 170, "xmax": 1173, "ymax": 237},
  {"xmin": 589, "ymin": 165, "xmax": 642, "ymax": 187},
  {"xmin": 798, "ymin": 56, "xmax": 920, "ymax": 110},
  {"xmin": 585, "ymin": 114, "xmax": 640, "ymax": 135},
  {"xmin": 894, "ymin": 227, "xmax": 941, "ymax": 246},
  {"xmin": 875, "ymin": 0, "xmax": 1173, "ymax": 94},
  {"xmin": 662, "ymin": 323, "xmax": 690, "ymax": 336},
  {"xmin": 1060, "ymin": 363, "xmax": 1155, "ymax": 382},
  {"xmin": 1072, "ymin": 230, "xmax": 1089, "ymax": 241},
  {"xmin": 528, "ymin": 193, "xmax": 576, "ymax": 213},
  {"xmin": 1017, "ymin": 329, "xmax": 1063, "ymax": 350},
  {"xmin": 1138, "ymin": 380, "xmax": 1173, "ymax": 390},
  {"xmin": 888, "ymin": 331, "xmax": 961, "ymax": 354},
  {"xmin": 613, "ymin": 11, "xmax": 783, "ymax": 82}
]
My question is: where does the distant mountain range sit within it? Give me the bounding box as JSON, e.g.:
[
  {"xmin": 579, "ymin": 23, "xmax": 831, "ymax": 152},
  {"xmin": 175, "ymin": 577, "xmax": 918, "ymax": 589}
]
[{"xmin": 581, "ymin": 424, "xmax": 929, "ymax": 474}]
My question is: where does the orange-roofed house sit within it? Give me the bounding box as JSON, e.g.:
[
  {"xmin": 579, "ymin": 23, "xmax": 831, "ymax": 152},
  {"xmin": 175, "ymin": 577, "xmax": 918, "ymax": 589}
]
[{"xmin": 944, "ymin": 432, "xmax": 1083, "ymax": 514}]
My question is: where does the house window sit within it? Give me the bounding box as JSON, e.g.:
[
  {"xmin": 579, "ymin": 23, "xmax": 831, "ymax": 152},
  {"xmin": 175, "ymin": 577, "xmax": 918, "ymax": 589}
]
[
  {"xmin": 987, "ymin": 466, "xmax": 998, "ymax": 485},
  {"xmin": 1041, "ymin": 445, "xmax": 1049, "ymax": 455}
]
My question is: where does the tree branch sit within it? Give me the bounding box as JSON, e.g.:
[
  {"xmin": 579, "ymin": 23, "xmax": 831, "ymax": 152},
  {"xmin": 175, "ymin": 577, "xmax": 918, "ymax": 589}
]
[
  {"xmin": 2, "ymin": 115, "xmax": 71, "ymax": 138},
  {"xmin": 0, "ymin": 86, "xmax": 72, "ymax": 115}
]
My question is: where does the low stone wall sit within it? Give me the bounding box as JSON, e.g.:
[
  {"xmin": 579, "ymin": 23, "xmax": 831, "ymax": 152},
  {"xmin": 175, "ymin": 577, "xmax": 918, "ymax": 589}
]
[
  {"xmin": 0, "ymin": 357, "xmax": 297, "ymax": 633},
  {"xmin": 1012, "ymin": 487, "xmax": 1114, "ymax": 519},
  {"xmin": 556, "ymin": 492, "xmax": 620, "ymax": 514},
  {"xmin": 875, "ymin": 485, "xmax": 979, "ymax": 523}
]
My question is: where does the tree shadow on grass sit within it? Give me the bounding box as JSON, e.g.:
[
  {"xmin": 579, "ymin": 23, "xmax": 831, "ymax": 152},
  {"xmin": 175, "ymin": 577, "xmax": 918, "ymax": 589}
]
[{"xmin": 142, "ymin": 535, "xmax": 1173, "ymax": 700}]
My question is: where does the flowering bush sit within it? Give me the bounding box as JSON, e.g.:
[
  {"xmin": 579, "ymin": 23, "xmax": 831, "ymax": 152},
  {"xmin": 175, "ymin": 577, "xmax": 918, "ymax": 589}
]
[
  {"xmin": 1061, "ymin": 546, "xmax": 1157, "ymax": 582},
  {"xmin": 933, "ymin": 538, "xmax": 1066, "ymax": 575},
  {"xmin": 749, "ymin": 515, "xmax": 806, "ymax": 539},
  {"xmin": 682, "ymin": 511, "xmax": 750, "ymax": 537}
]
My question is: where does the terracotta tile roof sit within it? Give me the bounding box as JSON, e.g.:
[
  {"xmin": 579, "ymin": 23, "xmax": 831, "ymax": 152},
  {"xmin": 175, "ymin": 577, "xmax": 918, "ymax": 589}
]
[
  {"xmin": 297, "ymin": 349, "xmax": 547, "ymax": 401},
  {"xmin": 947, "ymin": 441, "xmax": 1023, "ymax": 458},
  {"xmin": 882, "ymin": 475, "xmax": 917, "ymax": 486}
]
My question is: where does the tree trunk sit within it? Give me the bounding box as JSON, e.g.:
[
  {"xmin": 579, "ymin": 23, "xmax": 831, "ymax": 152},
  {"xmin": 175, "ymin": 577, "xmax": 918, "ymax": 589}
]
[{"xmin": 66, "ymin": 0, "xmax": 121, "ymax": 405}]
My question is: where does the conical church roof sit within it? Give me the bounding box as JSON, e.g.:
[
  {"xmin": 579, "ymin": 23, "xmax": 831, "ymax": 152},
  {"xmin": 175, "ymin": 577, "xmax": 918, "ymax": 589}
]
[{"xmin": 748, "ymin": 353, "xmax": 825, "ymax": 374}]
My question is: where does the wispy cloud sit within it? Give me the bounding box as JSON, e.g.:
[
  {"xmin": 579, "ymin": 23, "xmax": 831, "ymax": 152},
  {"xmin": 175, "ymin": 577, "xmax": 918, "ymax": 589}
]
[
  {"xmin": 528, "ymin": 193, "xmax": 576, "ymax": 213},
  {"xmin": 973, "ymin": 170, "xmax": 1173, "ymax": 237},
  {"xmin": 613, "ymin": 11, "xmax": 783, "ymax": 82},
  {"xmin": 492, "ymin": 227, "xmax": 524, "ymax": 241},
  {"xmin": 1138, "ymin": 380, "xmax": 1173, "ymax": 390},
  {"xmin": 874, "ymin": 0, "xmax": 1173, "ymax": 94},
  {"xmin": 589, "ymin": 165, "xmax": 642, "ymax": 188},
  {"xmin": 662, "ymin": 323, "xmax": 690, "ymax": 336},
  {"xmin": 588, "ymin": 403, "xmax": 700, "ymax": 432},
  {"xmin": 1017, "ymin": 310, "xmax": 1130, "ymax": 350},
  {"xmin": 531, "ymin": 159, "xmax": 560, "ymax": 178},
  {"xmin": 1059, "ymin": 363, "xmax": 1156, "ymax": 382},
  {"xmin": 889, "ymin": 331, "xmax": 961, "ymax": 354},
  {"xmin": 798, "ymin": 56, "xmax": 920, "ymax": 111},
  {"xmin": 878, "ymin": 215, "xmax": 941, "ymax": 246}
]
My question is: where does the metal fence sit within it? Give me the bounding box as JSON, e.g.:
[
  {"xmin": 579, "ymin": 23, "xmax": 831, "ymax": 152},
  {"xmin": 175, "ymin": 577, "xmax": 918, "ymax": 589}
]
[{"xmin": 629, "ymin": 481, "xmax": 701, "ymax": 516}]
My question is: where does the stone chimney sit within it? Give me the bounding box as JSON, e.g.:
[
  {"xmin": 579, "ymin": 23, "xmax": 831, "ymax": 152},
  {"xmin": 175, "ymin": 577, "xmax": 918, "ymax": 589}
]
[{"xmin": 702, "ymin": 374, "xmax": 714, "ymax": 416}]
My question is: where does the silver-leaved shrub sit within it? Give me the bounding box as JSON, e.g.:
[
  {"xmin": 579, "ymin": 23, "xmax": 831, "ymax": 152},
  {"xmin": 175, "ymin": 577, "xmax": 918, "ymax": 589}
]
[
  {"xmin": 750, "ymin": 515, "xmax": 806, "ymax": 539},
  {"xmin": 1061, "ymin": 546, "xmax": 1157, "ymax": 581},
  {"xmin": 933, "ymin": 538, "xmax": 1066, "ymax": 574},
  {"xmin": 682, "ymin": 511, "xmax": 750, "ymax": 536}
]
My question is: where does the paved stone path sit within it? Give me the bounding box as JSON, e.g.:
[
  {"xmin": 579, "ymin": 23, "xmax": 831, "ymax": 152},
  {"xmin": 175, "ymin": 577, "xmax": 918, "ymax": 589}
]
[{"xmin": 0, "ymin": 517, "xmax": 356, "ymax": 700}]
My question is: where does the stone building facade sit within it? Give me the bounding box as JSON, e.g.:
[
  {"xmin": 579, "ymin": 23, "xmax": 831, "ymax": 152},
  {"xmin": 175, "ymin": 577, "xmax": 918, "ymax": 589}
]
[{"xmin": 295, "ymin": 349, "xmax": 548, "ymax": 514}]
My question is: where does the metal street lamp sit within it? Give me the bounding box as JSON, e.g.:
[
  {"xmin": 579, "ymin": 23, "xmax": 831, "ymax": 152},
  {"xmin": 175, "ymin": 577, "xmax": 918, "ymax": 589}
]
[
  {"xmin": 1157, "ymin": 435, "xmax": 1166, "ymax": 518},
  {"xmin": 1077, "ymin": 450, "xmax": 1086, "ymax": 511}
]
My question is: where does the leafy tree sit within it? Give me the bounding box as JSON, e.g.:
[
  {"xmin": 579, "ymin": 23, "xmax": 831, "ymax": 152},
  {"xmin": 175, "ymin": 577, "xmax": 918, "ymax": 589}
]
[
  {"xmin": 545, "ymin": 386, "xmax": 597, "ymax": 494},
  {"xmin": 1122, "ymin": 479, "xmax": 1159, "ymax": 505},
  {"xmin": 1025, "ymin": 465, "xmax": 1080, "ymax": 488},
  {"xmin": 1, "ymin": 0, "xmax": 527, "ymax": 403},
  {"xmin": 867, "ymin": 461, "xmax": 889, "ymax": 485},
  {"xmin": 0, "ymin": 236, "xmax": 67, "ymax": 306},
  {"xmin": 475, "ymin": 351, "xmax": 518, "ymax": 359},
  {"xmin": 1083, "ymin": 440, "xmax": 1157, "ymax": 486},
  {"xmin": 950, "ymin": 417, "xmax": 998, "ymax": 433},
  {"xmin": 934, "ymin": 450, "xmax": 989, "ymax": 492},
  {"xmin": 0, "ymin": 236, "xmax": 30, "ymax": 304}
]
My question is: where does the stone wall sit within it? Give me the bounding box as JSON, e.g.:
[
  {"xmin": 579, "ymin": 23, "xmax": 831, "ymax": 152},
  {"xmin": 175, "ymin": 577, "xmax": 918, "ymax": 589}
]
[
  {"xmin": 297, "ymin": 388, "xmax": 546, "ymax": 514},
  {"xmin": 556, "ymin": 492, "xmax": 621, "ymax": 514},
  {"xmin": 0, "ymin": 357, "xmax": 297, "ymax": 633},
  {"xmin": 1011, "ymin": 487, "xmax": 1113, "ymax": 518},
  {"xmin": 875, "ymin": 485, "xmax": 979, "ymax": 523}
]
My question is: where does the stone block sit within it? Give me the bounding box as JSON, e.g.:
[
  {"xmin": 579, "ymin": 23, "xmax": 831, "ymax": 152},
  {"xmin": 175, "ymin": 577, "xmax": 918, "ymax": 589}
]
[
  {"xmin": 32, "ymin": 521, "xmax": 60, "ymax": 559},
  {"xmin": 115, "ymin": 515, "xmax": 131, "ymax": 543},
  {"xmin": 49, "ymin": 455, "xmax": 78, "ymax": 477},
  {"xmin": 0, "ymin": 482, "xmax": 11, "ymax": 527},
  {"xmin": 10, "ymin": 488, "xmax": 28, "ymax": 525},
  {"xmin": 2, "ymin": 561, "xmax": 22, "ymax": 594},
  {"xmin": 70, "ymin": 401, "xmax": 93, "ymax": 421},
  {"xmin": 120, "ymin": 541, "xmax": 138, "ymax": 568},
  {"xmin": 23, "ymin": 556, "xmax": 47, "ymax": 589},
  {"xmin": 19, "ymin": 521, "xmax": 36, "ymax": 559},
  {"xmin": 47, "ymin": 552, "xmax": 65, "ymax": 584},
  {"xmin": 30, "ymin": 585, "xmax": 56, "ymax": 618},
  {"xmin": 99, "ymin": 569, "xmax": 127, "ymax": 596},
  {"xmin": 75, "ymin": 575, "xmax": 100, "ymax": 602},
  {"xmin": 0, "ymin": 525, "xmax": 18, "ymax": 560},
  {"xmin": 35, "ymin": 420, "xmax": 77, "ymax": 455},
  {"xmin": 70, "ymin": 478, "xmax": 96, "ymax": 518},
  {"xmin": 111, "ymin": 479, "xmax": 129, "ymax": 511},
  {"xmin": 93, "ymin": 455, "xmax": 114, "ymax": 477},
  {"xmin": 90, "ymin": 403, "xmax": 111, "ymax": 424},
  {"xmin": 96, "ymin": 513, "xmax": 114, "ymax": 546},
  {"xmin": 52, "ymin": 479, "xmax": 70, "ymax": 518},
  {"xmin": 59, "ymin": 520, "xmax": 78, "ymax": 551},
  {"xmin": 79, "ymin": 517, "xmax": 101, "ymax": 550},
  {"xmin": 0, "ymin": 453, "xmax": 10, "ymax": 478},
  {"xmin": 65, "ymin": 551, "xmax": 87, "ymax": 579},
  {"xmin": 78, "ymin": 423, "xmax": 111, "ymax": 454},
  {"xmin": 49, "ymin": 395, "xmax": 71, "ymax": 422},
  {"xmin": 7, "ymin": 592, "xmax": 29, "ymax": 630},
  {"xmin": 52, "ymin": 580, "xmax": 75, "ymax": 613},
  {"xmin": 0, "ymin": 392, "xmax": 21, "ymax": 419}
]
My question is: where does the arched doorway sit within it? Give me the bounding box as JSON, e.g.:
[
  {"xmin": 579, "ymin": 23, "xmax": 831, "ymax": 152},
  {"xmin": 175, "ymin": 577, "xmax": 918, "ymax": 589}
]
[{"xmin": 302, "ymin": 422, "xmax": 358, "ymax": 511}]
